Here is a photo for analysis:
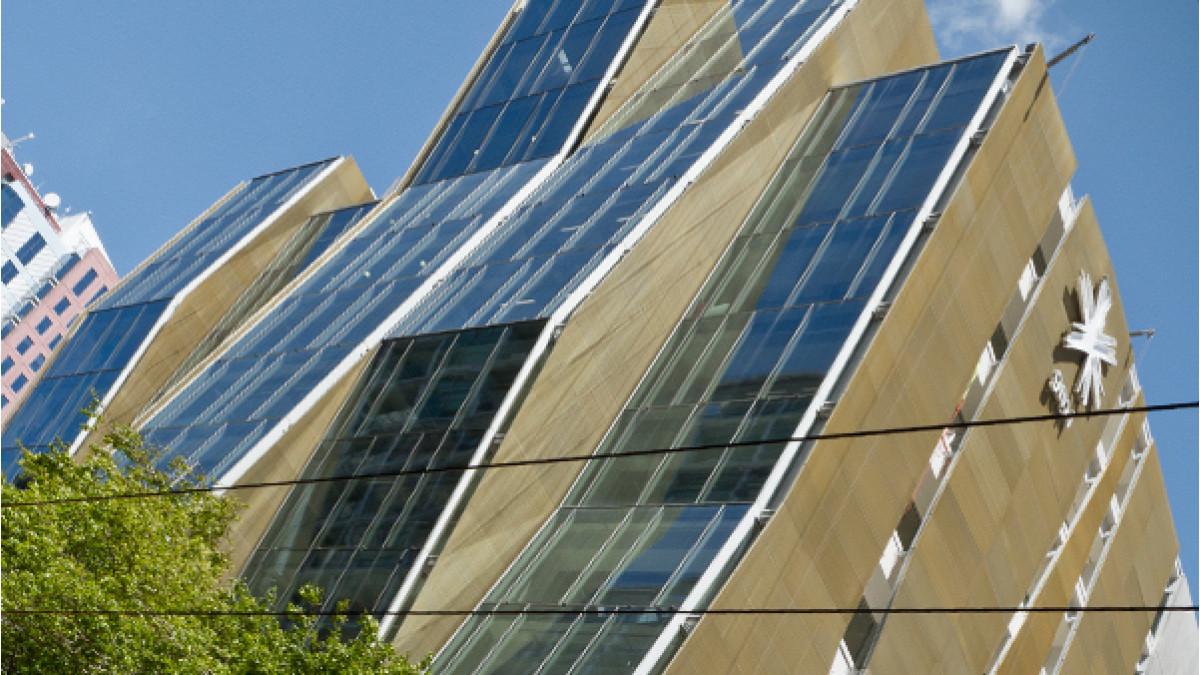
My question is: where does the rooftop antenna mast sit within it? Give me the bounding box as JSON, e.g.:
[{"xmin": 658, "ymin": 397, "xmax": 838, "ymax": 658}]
[{"xmin": 1047, "ymin": 33, "xmax": 1095, "ymax": 69}]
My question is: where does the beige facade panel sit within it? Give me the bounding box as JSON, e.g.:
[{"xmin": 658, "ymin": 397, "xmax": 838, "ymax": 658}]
[
  {"xmin": 77, "ymin": 159, "xmax": 373, "ymax": 458},
  {"xmin": 1057, "ymin": 447, "xmax": 1179, "ymax": 674},
  {"xmin": 666, "ymin": 46, "xmax": 1078, "ymax": 674},
  {"xmin": 869, "ymin": 206, "xmax": 1141, "ymax": 673},
  {"xmin": 394, "ymin": 0, "xmax": 939, "ymax": 657},
  {"xmin": 584, "ymin": 0, "xmax": 728, "ymax": 141},
  {"xmin": 998, "ymin": 397, "xmax": 1148, "ymax": 673},
  {"xmin": 990, "ymin": 205, "xmax": 1149, "ymax": 672}
]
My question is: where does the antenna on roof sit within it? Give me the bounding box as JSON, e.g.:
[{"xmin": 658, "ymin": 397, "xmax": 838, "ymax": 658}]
[{"xmin": 1047, "ymin": 33, "xmax": 1094, "ymax": 69}]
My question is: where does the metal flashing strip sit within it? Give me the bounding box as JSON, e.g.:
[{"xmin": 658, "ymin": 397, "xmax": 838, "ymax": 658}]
[{"xmin": 635, "ymin": 44, "xmax": 1021, "ymax": 674}]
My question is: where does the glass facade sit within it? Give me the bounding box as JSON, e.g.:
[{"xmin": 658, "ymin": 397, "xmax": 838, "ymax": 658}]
[
  {"xmin": 242, "ymin": 321, "xmax": 544, "ymax": 621},
  {"xmin": 436, "ymin": 51, "xmax": 1009, "ymax": 673},
  {"xmin": 138, "ymin": 0, "xmax": 659, "ymax": 478},
  {"xmin": 413, "ymin": 0, "xmax": 649, "ymax": 185},
  {"xmin": 156, "ymin": 0, "xmax": 864, "ymax": 639},
  {"xmin": 2, "ymin": 162, "xmax": 335, "ymax": 472}
]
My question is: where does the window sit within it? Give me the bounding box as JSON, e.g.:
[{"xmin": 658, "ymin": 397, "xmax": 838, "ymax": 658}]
[
  {"xmin": 36, "ymin": 317, "xmax": 52, "ymax": 334},
  {"xmin": 72, "ymin": 269, "xmax": 98, "ymax": 297},
  {"xmin": 16, "ymin": 337, "xmax": 33, "ymax": 355},
  {"xmin": 2, "ymin": 356, "xmax": 13, "ymax": 372},
  {"xmin": 1018, "ymin": 259, "xmax": 1038, "ymax": 300},
  {"xmin": 48, "ymin": 334, "xmax": 62, "ymax": 350},
  {"xmin": 1, "ymin": 183, "xmax": 24, "ymax": 229},
  {"xmin": 88, "ymin": 285, "xmax": 109, "ymax": 302},
  {"xmin": 29, "ymin": 353, "xmax": 45, "ymax": 372},
  {"xmin": 1, "ymin": 261, "xmax": 17, "ymax": 285},
  {"xmin": 11, "ymin": 374, "xmax": 28, "ymax": 393},
  {"xmin": 15, "ymin": 232, "xmax": 46, "ymax": 265},
  {"xmin": 54, "ymin": 297, "xmax": 72, "ymax": 315}
]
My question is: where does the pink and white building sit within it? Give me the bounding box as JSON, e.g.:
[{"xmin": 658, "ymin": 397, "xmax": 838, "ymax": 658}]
[{"xmin": 2, "ymin": 136, "xmax": 119, "ymax": 422}]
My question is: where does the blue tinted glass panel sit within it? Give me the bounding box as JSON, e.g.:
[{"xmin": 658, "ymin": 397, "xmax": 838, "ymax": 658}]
[
  {"xmin": 15, "ymin": 233, "xmax": 46, "ymax": 265},
  {"xmin": 413, "ymin": 4, "xmax": 649, "ymax": 185},
  {"xmin": 2, "ymin": 300, "xmax": 168, "ymax": 455},
  {"xmin": 1, "ymin": 183, "xmax": 24, "ymax": 228},
  {"xmin": 1, "ymin": 262, "xmax": 17, "ymax": 284},
  {"xmin": 296, "ymin": 203, "xmax": 377, "ymax": 274},
  {"xmin": 71, "ymin": 269, "xmax": 98, "ymax": 297},
  {"xmin": 243, "ymin": 321, "xmax": 544, "ymax": 630}
]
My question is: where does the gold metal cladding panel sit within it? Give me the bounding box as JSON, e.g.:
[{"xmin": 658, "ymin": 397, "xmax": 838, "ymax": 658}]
[
  {"xmin": 224, "ymin": 352, "xmax": 373, "ymax": 578},
  {"xmin": 585, "ymin": 0, "xmax": 728, "ymax": 141},
  {"xmin": 1057, "ymin": 446, "xmax": 1178, "ymax": 674},
  {"xmin": 393, "ymin": 0, "xmax": 939, "ymax": 659},
  {"xmin": 668, "ymin": 46, "xmax": 1076, "ymax": 674},
  {"xmin": 73, "ymin": 160, "xmax": 373, "ymax": 460},
  {"xmin": 997, "ymin": 396, "xmax": 1147, "ymax": 673},
  {"xmin": 869, "ymin": 204, "xmax": 1137, "ymax": 671}
]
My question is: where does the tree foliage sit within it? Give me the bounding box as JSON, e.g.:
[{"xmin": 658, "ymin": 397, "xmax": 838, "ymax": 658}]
[{"xmin": 1, "ymin": 425, "xmax": 428, "ymax": 674}]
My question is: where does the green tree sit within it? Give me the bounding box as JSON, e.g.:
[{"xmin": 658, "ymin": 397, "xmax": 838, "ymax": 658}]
[{"xmin": 1, "ymin": 424, "xmax": 428, "ymax": 674}]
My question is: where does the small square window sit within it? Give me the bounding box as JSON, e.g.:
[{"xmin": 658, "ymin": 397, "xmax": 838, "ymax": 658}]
[
  {"xmin": 2, "ymin": 356, "xmax": 13, "ymax": 372},
  {"xmin": 36, "ymin": 317, "xmax": 53, "ymax": 334},
  {"xmin": 12, "ymin": 373, "xmax": 28, "ymax": 393},
  {"xmin": 48, "ymin": 334, "xmax": 62, "ymax": 350},
  {"xmin": 72, "ymin": 269, "xmax": 98, "ymax": 297},
  {"xmin": 1, "ymin": 261, "xmax": 17, "ymax": 285},
  {"xmin": 29, "ymin": 353, "xmax": 45, "ymax": 372},
  {"xmin": 54, "ymin": 297, "xmax": 72, "ymax": 315},
  {"xmin": 16, "ymin": 337, "xmax": 33, "ymax": 355}
]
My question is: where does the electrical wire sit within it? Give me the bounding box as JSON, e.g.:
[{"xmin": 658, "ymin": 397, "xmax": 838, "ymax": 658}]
[
  {"xmin": 3, "ymin": 605, "xmax": 1196, "ymax": 618},
  {"xmin": 2, "ymin": 401, "xmax": 1194, "ymax": 509}
]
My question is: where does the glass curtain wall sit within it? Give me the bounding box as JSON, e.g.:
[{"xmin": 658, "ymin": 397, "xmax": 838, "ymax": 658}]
[
  {"xmin": 435, "ymin": 51, "xmax": 1010, "ymax": 674},
  {"xmin": 234, "ymin": 0, "xmax": 861, "ymax": 641},
  {"xmin": 137, "ymin": 0, "xmax": 654, "ymax": 478},
  {"xmin": 2, "ymin": 161, "xmax": 335, "ymax": 471},
  {"xmin": 242, "ymin": 320, "xmax": 545, "ymax": 623}
]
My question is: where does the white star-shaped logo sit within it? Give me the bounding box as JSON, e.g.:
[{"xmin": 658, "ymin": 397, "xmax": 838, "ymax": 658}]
[{"xmin": 1062, "ymin": 271, "xmax": 1117, "ymax": 409}]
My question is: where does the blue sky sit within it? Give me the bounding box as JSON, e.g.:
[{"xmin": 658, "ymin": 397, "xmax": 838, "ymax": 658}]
[{"xmin": 3, "ymin": 1, "xmax": 1195, "ymax": 583}]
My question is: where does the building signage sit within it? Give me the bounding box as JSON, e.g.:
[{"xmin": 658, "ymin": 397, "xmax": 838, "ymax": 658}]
[{"xmin": 1047, "ymin": 271, "xmax": 1117, "ymax": 424}]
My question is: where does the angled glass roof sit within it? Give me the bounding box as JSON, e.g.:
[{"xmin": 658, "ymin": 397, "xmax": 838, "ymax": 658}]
[
  {"xmin": 435, "ymin": 49, "xmax": 1012, "ymax": 674},
  {"xmin": 412, "ymin": 0, "xmax": 650, "ymax": 185},
  {"xmin": 2, "ymin": 161, "xmax": 337, "ymax": 472}
]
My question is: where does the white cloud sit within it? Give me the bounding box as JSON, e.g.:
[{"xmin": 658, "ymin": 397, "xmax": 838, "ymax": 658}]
[{"xmin": 927, "ymin": 0, "xmax": 1070, "ymax": 57}]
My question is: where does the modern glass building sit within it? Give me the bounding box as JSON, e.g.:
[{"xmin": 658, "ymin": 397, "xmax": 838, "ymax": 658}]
[{"xmin": 6, "ymin": 0, "xmax": 1194, "ymax": 672}]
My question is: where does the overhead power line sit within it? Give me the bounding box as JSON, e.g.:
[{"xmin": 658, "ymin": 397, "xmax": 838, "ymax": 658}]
[
  {"xmin": 4, "ymin": 604, "xmax": 1196, "ymax": 618},
  {"xmin": 2, "ymin": 400, "xmax": 1195, "ymax": 509}
]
